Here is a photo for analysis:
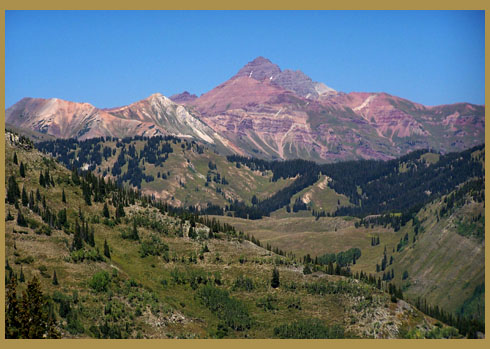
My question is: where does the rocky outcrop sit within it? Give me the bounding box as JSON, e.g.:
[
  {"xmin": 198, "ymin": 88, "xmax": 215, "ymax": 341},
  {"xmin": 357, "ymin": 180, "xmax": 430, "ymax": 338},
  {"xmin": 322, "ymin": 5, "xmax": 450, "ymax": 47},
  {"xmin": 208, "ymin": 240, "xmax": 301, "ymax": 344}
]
[{"xmin": 169, "ymin": 91, "xmax": 198, "ymax": 104}]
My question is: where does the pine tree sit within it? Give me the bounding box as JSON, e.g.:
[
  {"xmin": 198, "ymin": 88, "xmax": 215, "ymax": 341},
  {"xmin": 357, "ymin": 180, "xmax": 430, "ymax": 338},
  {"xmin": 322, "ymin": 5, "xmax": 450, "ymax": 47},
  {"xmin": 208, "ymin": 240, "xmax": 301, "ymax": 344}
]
[
  {"xmin": 52, "ymin": 271, "xmax": 59, "ymax": 286},
  {"xmin": 21, "ymin": 187, "xmax": 28, "ymax": 207},
  {"xmin": 13, "ymin": 152, "xmax": 18, "ymax": 165},
  {"xmin": 6, "ymin": 209, "xmax": 14, "ymax": 221},
  {"xmin": 19, "ymin": 267, "xmax": 25, "ymax": 283},
  {"xmin": 19, "ymin": 162, "xmax": 25, "ymax": 177},
  {"xmin": 5, "ymin": 274, "xmax": 21, "ymax": 338},
  {"xmin": 18, "ymin": 276, "xmax": 58, "ymax": 338},
  {"xmin": 62, "ymin": 188, "xmax": 66, "ymax": 203},
  {"xmin": 71, "ymin": 167, "xmax": 80, "ymax": 185},
  {"xmin": 104, "ymin": 239, "xmax": 111, "ymax": 259},
  {"xmin": 71, "ymin": 219, "xmax": 83, "ymax": 251},
  {"xmin": 103, "ymin": 202, "xmax": 110, "ymax": 218},
  {"xmin": 271, "ymin": 267, "xmax": 280, "ymax": 288},
  {"xmin": 88, "ymin": 226, "xmax": 95, "ymax": 247},
  {"xmin": 7, "ymin": 175, "xmax": 20, "ymax": 204},
  {"xmin": 130, "ymin": 220, "xmax": 139, "ymax": 240},
  {"xmin": 116, "ymin": 203, "xmax": 125, "ymax": 220},
  {"xmin": 17, "ymin": 209, "xmax": 27, "ymax": 227},
  {"xmin": 39, "ymin": 172, "xmax": 45, "ymax": 187},
  {"xmin": 29, "ymin": 191, "xmax": 34, "ymax": 209}
]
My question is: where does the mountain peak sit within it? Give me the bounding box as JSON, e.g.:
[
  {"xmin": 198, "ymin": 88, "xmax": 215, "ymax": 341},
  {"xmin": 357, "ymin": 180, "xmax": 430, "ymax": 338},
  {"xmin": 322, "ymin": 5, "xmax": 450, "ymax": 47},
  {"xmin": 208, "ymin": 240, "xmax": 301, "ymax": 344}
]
[
  {"xmin": 170, "ymin": 91, "xmax": 198, "ymax": 104},
  {"xmin": 234, "ymin": 56, "xmax": 281, "ymax": 81}
]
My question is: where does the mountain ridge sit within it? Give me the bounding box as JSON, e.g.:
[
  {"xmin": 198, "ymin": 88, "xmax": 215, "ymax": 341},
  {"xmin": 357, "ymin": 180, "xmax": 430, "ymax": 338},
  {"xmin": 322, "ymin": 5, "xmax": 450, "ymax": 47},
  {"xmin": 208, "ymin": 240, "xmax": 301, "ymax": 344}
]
[{"xmin": 6, "ymin": 56, "xmax": 484, "ymax": 162}]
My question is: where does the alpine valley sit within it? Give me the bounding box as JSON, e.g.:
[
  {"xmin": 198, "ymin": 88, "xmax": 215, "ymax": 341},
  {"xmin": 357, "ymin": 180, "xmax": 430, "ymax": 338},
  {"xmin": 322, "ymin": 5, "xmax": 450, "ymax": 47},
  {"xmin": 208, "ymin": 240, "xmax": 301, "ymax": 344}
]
[{"xmin": 4, "ymin": 57, "xmax": 485, "ymax": 339}]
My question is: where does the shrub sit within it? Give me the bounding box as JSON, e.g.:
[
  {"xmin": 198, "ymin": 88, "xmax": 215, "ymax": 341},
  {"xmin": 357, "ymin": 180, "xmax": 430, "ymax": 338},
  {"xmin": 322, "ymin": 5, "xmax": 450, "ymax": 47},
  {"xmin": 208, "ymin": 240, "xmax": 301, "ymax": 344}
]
[
  {"xmin": 274, "ymin": 319, "xmax": 345, "ymax": 339},
  {"xmin": 89, "ymin": 271, "xmax": 110, "ymax": 292},
  {"xmin": 256, "ymin": 294, "xmax": 279, "ymax": 312},
  {"xmin": 232, "ymin": 275, "xmax": 254, "ymax": 291},
  {"xmin": 197, "ymin": 285, "xmax": 252, "ymax": 331}
]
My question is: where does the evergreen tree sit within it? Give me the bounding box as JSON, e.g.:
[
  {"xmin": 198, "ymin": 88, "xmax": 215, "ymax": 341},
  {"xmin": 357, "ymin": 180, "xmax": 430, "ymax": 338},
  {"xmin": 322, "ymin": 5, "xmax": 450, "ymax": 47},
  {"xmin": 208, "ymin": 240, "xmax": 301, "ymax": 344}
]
[
  {"xmin": 39, "ymin": 172, "xmax": 45, "ymax": 187},
  {"xmin": 303, "ymin": 265, "xmax": 312, "ymax": 275},
  {"xmin": 271, "ymin": 267, "xmax": 280, "ymax": 288},
  {"xmin": 19, "ymin": 267, "xmax": 25, "ymax": 283},
  {"xmin": 7, "ymin": 175, "xmax": 20, "ymax": 204},
  {"xmin": 116, "ymin": 203, "xmax": 125, "ymax": 220},
  {"xmin": 21, "ymin": 187, "xmax": 28, "ymax": 207},
  {"xmin": 103, "ymin": 202, "xmax": 110, "ymax": 218},
  {"xmin": 62, "ymin": 188, "xmax": 66, "ymax": 203},
  {"xmin": 17, "ymin": 209, "xmax": 27, "ymax": 227},
  {"xmin": 19, "ymin": 162, "xmax": 25, "ymax": 178},
  {"xmin": 104, "ymin": 239, "xmax": 111, "ymax": 259},
  {"xmin": 71, "ymin": 219, "xmax": 83, "ymax": 251},
  {"xmin": 6, "ymin": 209, "xmax": 14, "ymax": 221},
  {"xmin": 18, "ymin": 276, "xmax": 58, "ymax": 338},
  {"xmin": 131, "ymin": 220, "xmax": 139, "ymax": 240},
  {"xmin": 88, "ymin": 226, "xmax": 95, "ymax": 247},
  {"xmin": 52, "ymin": 270, "xmax": 59, "ymax": 286},
  {"xmin": 5, "ymin": 274, "xmax": 21, "ymax": 338},
  {"xmin": 13, "ymin": 152, "xmax": 18, "ymax": 165},
  {"xmin": 188, "ymin": 226, "xmax": 197, "ymax": 239},
  {"xmin": 36, "ymin": 188, "xmax": 41, "ymax": 202},
  {"xmin": 29, "ymin": 191, "xmax": 34, "ymax": 209},
  {"xmin": 71, "ymin": 167, "xmax": 80, "ymax": 185}
]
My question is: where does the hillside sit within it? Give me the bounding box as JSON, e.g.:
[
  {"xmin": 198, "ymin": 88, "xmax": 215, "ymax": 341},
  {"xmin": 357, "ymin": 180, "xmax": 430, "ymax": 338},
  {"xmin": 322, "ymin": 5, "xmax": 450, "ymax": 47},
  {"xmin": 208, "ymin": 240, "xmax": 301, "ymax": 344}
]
[
  {"xmin": 35, "ymin": 136, "xmax": 484, "ymax": 223},
  {"xmin": 210, "ymin": 180, "xmax": 485, "ymax": 330},
  {"xmin": 6, "ymin": 131, "xmax": 462, "ymax": 339}
]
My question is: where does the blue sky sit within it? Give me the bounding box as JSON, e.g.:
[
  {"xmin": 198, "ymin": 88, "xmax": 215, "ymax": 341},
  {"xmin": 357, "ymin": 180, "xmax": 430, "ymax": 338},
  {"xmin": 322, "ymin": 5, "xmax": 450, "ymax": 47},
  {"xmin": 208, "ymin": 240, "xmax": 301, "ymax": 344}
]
[{"xmin": 5, "ymin": 10, "xmax": 485, "ymax": 108}]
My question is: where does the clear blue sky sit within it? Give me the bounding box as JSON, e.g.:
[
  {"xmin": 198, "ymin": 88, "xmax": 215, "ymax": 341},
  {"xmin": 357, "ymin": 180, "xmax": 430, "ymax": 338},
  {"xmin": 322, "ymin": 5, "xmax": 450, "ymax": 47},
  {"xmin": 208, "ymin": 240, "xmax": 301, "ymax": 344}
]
[{"xmin": 5, "ymin": 10, "xmax": 485, "ymax": 108}]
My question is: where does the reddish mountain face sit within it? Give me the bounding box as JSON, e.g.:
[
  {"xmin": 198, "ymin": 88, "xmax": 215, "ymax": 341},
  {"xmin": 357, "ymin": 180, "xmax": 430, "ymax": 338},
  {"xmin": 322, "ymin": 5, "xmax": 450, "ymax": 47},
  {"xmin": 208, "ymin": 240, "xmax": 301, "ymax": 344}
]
[
  {"xmin": 4, "ymin": 97, "xmax": 163, "ymax": 140},
  {"xmin": 5, "ymin": 95, "xmax": 222, "ymax": 146},
  {"xmin": 185, "ymin": 57, "xmax": 484, "ymax": 161},
  {"xmin": 6, "ymin": 56, "xmax": 484, "ymax": 162},
  {"xmin": 170, "ymin": 91, "xmax": 198, "ymax": 104}
]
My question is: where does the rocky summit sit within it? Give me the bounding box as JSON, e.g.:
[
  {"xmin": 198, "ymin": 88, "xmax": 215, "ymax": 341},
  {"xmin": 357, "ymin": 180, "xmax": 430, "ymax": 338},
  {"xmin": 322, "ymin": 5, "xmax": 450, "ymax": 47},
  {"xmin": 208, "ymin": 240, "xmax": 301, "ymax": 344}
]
[{"xmin": 6, "ymin": 57, "xmax": 484, "ymax": 162}]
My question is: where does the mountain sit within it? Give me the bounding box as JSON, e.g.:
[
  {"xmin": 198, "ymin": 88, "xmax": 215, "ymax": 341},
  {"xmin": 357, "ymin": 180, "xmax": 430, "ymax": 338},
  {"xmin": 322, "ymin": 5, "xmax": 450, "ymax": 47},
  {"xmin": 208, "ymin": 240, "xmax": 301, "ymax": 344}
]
[
  {"xmin": 169, "ymin": 91, "xmax": 198, "ymax": 104},
  {"xmin": 7, "ymin": 130, "xmax": 463, "ymax": 339},
  {"xmin": 6, "ymin": 57, "xmax": 485, "ymax": 162},
  {"xmin": 231, "ymin": 56, "xmax": 336, "ymax": 98},
  {"xmin": 5, "ymin": 95, "xmax": 228, "ymax": 148},
  {"xmin": 5, "ymin": 97, "xmax": 164, "ymax": 140},
  {"xmin": 185, "ymin": 57, "xmax": 484, "ymax": 162}
]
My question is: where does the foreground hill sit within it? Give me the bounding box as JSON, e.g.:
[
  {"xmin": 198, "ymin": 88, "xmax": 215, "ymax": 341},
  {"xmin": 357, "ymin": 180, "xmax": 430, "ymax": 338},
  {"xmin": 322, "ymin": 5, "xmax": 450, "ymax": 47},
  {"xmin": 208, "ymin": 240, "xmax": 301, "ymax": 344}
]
[
  {"xmin": 7, "ymin": 131, "xmax": 463, "ymax": 339},
  {"xmin": 6, "ymin": 57, "xmax": 484, "ymax": 162}
]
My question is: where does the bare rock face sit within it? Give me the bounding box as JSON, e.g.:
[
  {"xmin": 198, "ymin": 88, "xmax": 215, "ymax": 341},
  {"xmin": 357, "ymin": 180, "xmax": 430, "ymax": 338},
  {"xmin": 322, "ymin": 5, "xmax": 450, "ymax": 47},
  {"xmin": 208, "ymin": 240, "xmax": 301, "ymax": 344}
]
[
  {"xmin": 233, "ymin": 56, "xmax": 281, "ymax": 81},
  {"xmin": 232, "ymin": 57, "xmax": 336, "ymax": 99},
  {"xmin": 169, "ymin": 91, "xmax": 198, "ymax": 104},
  {"xmin": 271, "ymin": 69, "xmax": 335, "ymax": 98}
]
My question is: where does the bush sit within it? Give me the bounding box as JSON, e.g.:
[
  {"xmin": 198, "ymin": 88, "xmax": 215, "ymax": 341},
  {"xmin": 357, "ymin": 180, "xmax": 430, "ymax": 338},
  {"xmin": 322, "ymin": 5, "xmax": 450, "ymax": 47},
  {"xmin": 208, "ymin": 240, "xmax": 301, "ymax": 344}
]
[
  {"xmin": 274, "ymin": 319, "xmax": 345, "ymax": 339},
  {"xmin": 139, "ymin": 235, "xmax": 169, "ymax": 259},
  {"xmin": 35, "ymin": 225, "xmax": 52, "ymax": 236},
  {"xmin": 232, "ymin": 275, "xmax": 254, "ymax": 291},
  {"xmin": 89, "ymin": 271, "xmax": 110, "ymax": 292},
  {"xmin": 286, "ymin": 296, "xmax": 302, "ymax": 310},
  {"xmin": 197, "ymin": 285, "xmax": 252, "ymax": 331},
  {"xmin": 256, "ymin": 294, "xmax": 279, "ymax": 312}
]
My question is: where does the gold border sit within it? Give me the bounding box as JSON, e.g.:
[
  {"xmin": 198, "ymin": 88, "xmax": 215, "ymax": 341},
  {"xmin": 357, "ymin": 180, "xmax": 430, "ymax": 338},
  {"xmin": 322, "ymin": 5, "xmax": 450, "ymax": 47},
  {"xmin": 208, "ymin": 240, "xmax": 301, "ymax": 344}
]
[{"xmin": 1, "ymin": 3, "xmax": 488, "ymax": 349}]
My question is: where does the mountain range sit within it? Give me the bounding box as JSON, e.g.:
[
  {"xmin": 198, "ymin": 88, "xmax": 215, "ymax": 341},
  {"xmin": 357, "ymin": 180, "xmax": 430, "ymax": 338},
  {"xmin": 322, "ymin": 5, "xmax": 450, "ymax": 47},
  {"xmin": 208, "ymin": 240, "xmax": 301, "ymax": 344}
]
[{"xmin": 6, "ymin": 57, "xmax": 485, "ymax": 162}]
